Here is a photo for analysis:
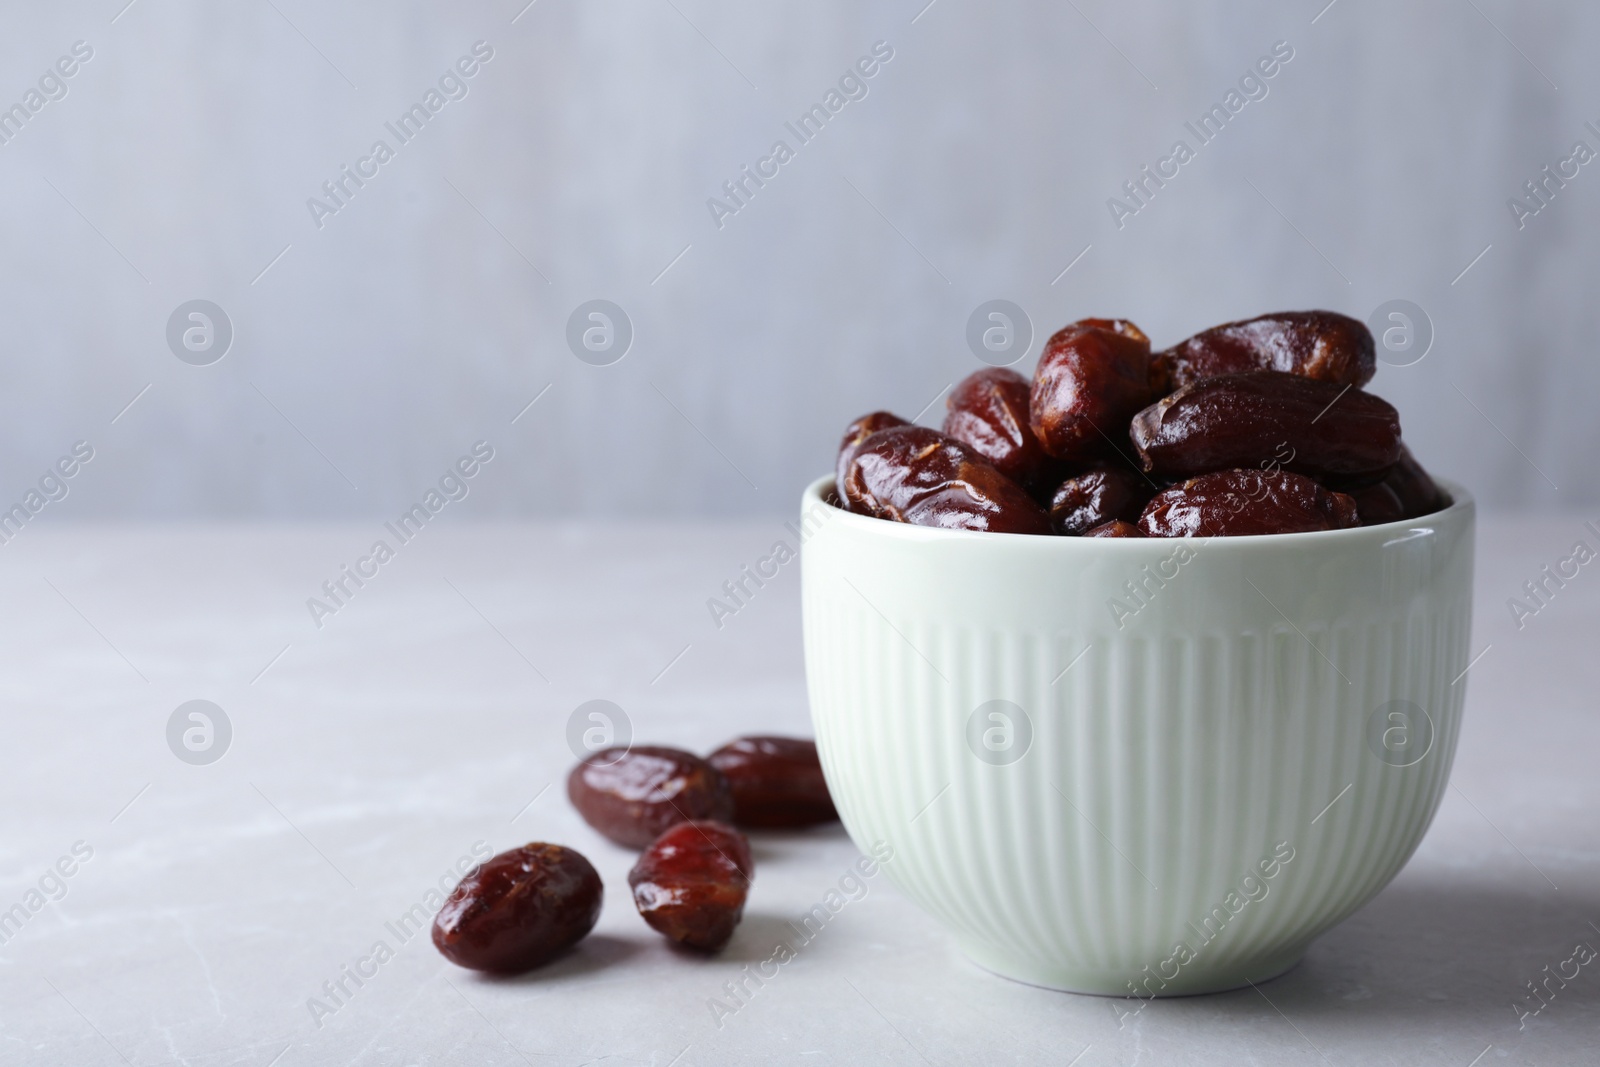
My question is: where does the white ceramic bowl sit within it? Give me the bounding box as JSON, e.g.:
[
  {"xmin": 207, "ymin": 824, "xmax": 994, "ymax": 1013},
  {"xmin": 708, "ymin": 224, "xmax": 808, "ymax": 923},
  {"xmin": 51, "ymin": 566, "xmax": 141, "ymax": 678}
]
[{"xmin": 800, "ymin": 474, "xmax": 1474, "ymax": 996}]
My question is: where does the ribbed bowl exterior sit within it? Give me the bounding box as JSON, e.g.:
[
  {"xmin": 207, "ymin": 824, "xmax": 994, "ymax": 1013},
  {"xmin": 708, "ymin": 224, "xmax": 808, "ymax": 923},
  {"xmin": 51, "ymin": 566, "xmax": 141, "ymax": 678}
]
[{"xmin": 800, "ymin": 476, "xmax": 1475, "ymax": 995}]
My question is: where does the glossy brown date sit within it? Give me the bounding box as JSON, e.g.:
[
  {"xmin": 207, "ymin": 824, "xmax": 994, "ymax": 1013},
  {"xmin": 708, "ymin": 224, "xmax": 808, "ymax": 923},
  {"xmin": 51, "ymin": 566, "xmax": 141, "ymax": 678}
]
[
  {"xmin": 707, "ymin": 736, "xmax": 837, "ymax": 829},
  {"xmin": 629, "ymin": 820, "xmax": 752, "ymax": 952},
  {"xmin": 1130, "ymin": 371, "xmax": 1400, "ymax": 479},
  {"xmin": 1084, "ymin": 520, "xmax": 1142, "ymax": 538},
  {"xmin": 1030, "ymin": 319, "xmax": 1163, "ymax": 462},
  {"xmin": 1345, "ymin": 444, "xmax": 1445, "ymax": 525},
  {"xmin": 1047, "ymin": 464, "xmax": 1154, "ymax": 536},
  {"xmin": 836, "ymin": 411, "xmax": 909, "ymax": 510},
  {"xmin": 568, "ymin": 746, "xmax": 733, "ymax": 849},
  {"xmin": 1139, "ymin": 468, "xmax": 1359, "ymax": 537},
  {"xmin": 432, "ymin": 844, "xmax": 602, "ymax": 973},
  {"xmin": 841, "ymin": 425, "xmax": 1050, "ymax": 535},
  {"xmin": 943, "ymin": 368, "xmax": 1062, "ymax": 493},
  {"xmin": 1158, "ymin": 310, "xmax": 1376, "ymax": 390}
]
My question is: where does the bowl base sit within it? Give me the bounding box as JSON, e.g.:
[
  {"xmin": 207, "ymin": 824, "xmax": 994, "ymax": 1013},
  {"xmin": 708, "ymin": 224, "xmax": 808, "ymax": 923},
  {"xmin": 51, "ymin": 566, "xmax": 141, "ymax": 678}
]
[{"xmin": 958, "ymin": 938, "xmax": 1307, "ymax": 998}]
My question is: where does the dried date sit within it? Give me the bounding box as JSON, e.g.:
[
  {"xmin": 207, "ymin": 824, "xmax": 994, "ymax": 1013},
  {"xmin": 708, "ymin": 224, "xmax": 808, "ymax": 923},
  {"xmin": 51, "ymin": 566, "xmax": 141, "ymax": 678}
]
[
  {"xmin": 707, "ymin": 736, "xmax": 837, "ymax": 829},
  {"xmin": 1345, "ymin": 443, "xmax": 1445, "ymax": 525},
  {"xmin": 1029, "ymin": 319, "xmax": 1164, "ymax": 462},
  {"xmin": 568, "ymin": 746, "xmax": 733, "ymax": 849},
  {"xmin": 943, "ymin": 368, "xmax": 1062, "ymax": 492},
  {"xmin": 629, "ymin": 821, "xmax": 752, "ymax": 952},
  {"xmin": 1048, "ymin": 464, "xmax": 1154, "ymax": 536},
  {"xmin": 836, "ymin": 411, "xmax": 909, "ymax": 510},
  {"xmin": 1158, "ymin": 310, "xmax": 1375, "ymax": 390},
  {"xmin": 1349, "ymin": 481, "xmax": 1405, "ymax": 526},
  {"xmin": 1130, "ymin": 371, "xmax": 1400, "ymax": 479},
  {"xmin": 1383, "ymin": 443, "xmax": 1444, "ymax": 517},
  {"xmin": 1083, "ymin": 519, "xmax": 1142, "ymax": 538},
  {"xmin": 432, "ymin": 844, "xmax": 603, "ymax": 973},
  {"xmin": 842, "ymin": 425, "xmax": 1050, "ymax": 535},
  {"xmin": 1139, "ymin": 468, "xmax": 1359, "ymax": 537}
]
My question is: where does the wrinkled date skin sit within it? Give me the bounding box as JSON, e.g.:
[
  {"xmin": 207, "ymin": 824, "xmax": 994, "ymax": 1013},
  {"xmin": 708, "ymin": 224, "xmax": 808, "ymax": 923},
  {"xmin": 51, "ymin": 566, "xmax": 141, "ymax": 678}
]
[
  {"xmin": 708, "ymin": 736, "xmax": 838, "ymax": 829},
  {"xmin": 431, "ymin": 844, "xmax": 602, "ymax": 974},
  {"xmin": 1048, "ymin": 465, "xmax": 1154, "ymax": 536},
  {"xmin": 842, "ymin": 425, "xmax": 1050, "ymax": 535},
  {"xmin": 568, "ymin": 746, "xmax": 733, "ymax": 849},
  {"xmin": 1345, "ymin": 444, "xmax": 1445, "ymax": 525},
  {"xmin": 1139, "ymin": 468, "xmax": 1359, "ymax": 537},
  {"xmin": 835, "ymin": 411, "xmax": 908, "ymax": 510},
  {"xmin": 943, "ymin": 368, "xmax": 1063, "ymax": 493},
  {"xmin": 1130, "ymin": 371, "xmax": 1400, "ymax": 479},
  {"xmin": 1158, "ymin": 310, "xmax": 1376, "ymax": 390},
  {"xmin": 1084, "ymin": 520, "xmax": 1143, "ymax": 538},
  {"xmin": 629, "ymin": 821, "xmax": 753, "ymax": 952},
  {"xmin": 1030, "ymin": 319, "xmax": 1164, "ymax": 462}
]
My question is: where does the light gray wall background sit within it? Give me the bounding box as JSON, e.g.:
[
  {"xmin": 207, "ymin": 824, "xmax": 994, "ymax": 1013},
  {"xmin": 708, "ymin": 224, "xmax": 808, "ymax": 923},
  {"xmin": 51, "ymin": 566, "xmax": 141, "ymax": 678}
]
[{"xmin": 0, "ymin": 0, "xmax": 1593, "ymax": 519}]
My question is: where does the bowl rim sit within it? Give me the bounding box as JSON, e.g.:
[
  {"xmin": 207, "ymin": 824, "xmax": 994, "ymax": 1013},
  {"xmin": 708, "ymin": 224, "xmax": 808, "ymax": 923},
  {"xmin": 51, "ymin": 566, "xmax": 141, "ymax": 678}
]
[{"xmin": 800, "ymin": 473, "xmax": 1473, "ymax": 548}]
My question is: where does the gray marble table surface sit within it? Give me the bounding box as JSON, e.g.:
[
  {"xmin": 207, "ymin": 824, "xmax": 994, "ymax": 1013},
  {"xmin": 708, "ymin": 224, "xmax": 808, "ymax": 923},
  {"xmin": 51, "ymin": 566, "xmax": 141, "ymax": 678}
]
[{"xmin": 0, "ymin": 515, "xmax": 1593, "ymax": 1066}]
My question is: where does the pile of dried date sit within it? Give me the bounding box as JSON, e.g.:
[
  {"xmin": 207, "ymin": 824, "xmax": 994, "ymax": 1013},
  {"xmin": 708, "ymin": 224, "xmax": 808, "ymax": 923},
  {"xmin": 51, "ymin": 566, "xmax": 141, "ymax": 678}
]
[
  {"xmin": 837, "ymin": 311, "xmax": 1446, "ymax": 537},
  {"xmin": 431, "ymin": 736, "xmax": 836, "ymax": 974}
]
